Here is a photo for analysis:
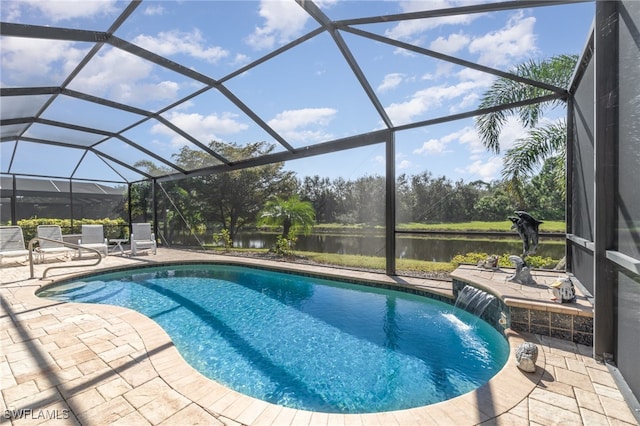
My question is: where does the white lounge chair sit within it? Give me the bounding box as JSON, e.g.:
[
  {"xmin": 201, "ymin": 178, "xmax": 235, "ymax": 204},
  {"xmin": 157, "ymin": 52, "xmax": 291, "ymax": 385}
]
[
  {"xmin": 36, "ymin": 225, "xmax": 73, "ymax": 262},
  {"xmin": 0, "ymin": 226, "xmax": 30, "ymax": 264},
  {"xmin": 78, "ymin": 224, "xmax": 108, "ymax": 257},
  {"xmin": 130, "ymin": 223, "xmax": 157, "ymax": 256}
]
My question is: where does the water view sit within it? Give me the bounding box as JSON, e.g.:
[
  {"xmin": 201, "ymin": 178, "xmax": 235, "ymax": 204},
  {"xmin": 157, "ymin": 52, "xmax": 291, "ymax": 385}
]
[{"xmin": 230, "ymin": 232, "xmax": 565, "ymax": 262}]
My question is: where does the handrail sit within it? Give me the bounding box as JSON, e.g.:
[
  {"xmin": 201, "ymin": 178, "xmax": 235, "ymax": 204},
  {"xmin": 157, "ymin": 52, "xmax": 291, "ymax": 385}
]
[{"xmin": 28, "ymin": 237, "xmax": 103, "ymax": 279}]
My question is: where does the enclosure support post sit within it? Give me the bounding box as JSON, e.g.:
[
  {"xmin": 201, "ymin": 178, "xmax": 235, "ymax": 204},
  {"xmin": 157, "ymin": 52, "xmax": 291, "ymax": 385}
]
[
  {"xmin": 127, "ymin": 183, "xmax": 133, "ymax": 236},
  {"xmin": 565, "ymin": 96, "xmax": 574, "ymax": 272},
  {"xmin": 69, "ymin": 179, "xmax": 74, "ymax": 232},
  {"xmin": 152, "ymin": 179, "xmax": 159, "ymax": 241},
  {"xmin": 385, "ymin": 131, "xmax": 396, "ymax": 276},
  {"xmin": 11, "ymin": 175, "xmax": 17, "ymax": 225},
  {"xmin": 593, "ymin": 0, "xmax": 618, "ymax": 359}
]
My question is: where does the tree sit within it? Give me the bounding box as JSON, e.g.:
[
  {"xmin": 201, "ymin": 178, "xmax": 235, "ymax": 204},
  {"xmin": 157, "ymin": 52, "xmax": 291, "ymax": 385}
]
[
  {"xmin": 299, "ymin": 175, "xmax": 337, "ymax": 223},
  {"xmin": 351, "ymin": 176, "xmax": 386, "ymax": 225},
  {"xmin": 173, "ymin": 141, "xmax": 297, "ymax": 242},
  {"xmin": 522, "ymin": 156, "xmax": 566, "ymax": 220},
  {"xmin": 395, "ymin": 173, "xmax": 414, "ymax": 223},
  {"xmin": 475, "ymin": 54, "xmax": 578, "ymax": 204},
  {"xmin": 411, "ymin": 172, "xmax": 457, "ymax": 222},
  {"xmin": 259, "ymin": 195, "xmax": 316, "ymax": 255},
  {"xmin": 128, "ymin": 160, "xmax": 168, "ymax": 223},
  {"xmin": 473, "ymin": 182, "xmax": 516, "ymax": 221},
  {"xmin": 259, "ymin": 196, "xmax": 316, "ymax": 239}
]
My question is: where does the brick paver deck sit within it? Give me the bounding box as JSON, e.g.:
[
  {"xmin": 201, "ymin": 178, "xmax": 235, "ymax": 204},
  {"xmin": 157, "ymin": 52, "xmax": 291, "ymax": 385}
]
[{"xmin": 1, "ymin": 248, "xmax": 638, "ymax": 425}]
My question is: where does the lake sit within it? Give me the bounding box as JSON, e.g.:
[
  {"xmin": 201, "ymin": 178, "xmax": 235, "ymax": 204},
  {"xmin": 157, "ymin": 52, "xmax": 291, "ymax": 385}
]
[{"xmin": 231, "ymin": 232, "xmax": 565, "ymax": 262}]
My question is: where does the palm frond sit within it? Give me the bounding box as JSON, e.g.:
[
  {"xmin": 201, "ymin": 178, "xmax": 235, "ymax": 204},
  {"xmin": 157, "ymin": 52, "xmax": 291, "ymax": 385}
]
[
  {"xmin": 475, "ymin": 111, "xmax": 506, "ymax": 154},
  {"xmin": 475, "ymin": 54, "xmax": 578, "ymax": 153},
  {"xmin": 501, "ymin": 120, "xmax": 567, "ymax": 180}
]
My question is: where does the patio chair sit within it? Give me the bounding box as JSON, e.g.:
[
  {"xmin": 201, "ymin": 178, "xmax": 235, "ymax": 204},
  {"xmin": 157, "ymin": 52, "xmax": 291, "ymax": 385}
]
[
  {"xmin": 0, "ymin": 226, "xmax": 30, "ymax": 264},
  {"xmin": 130, "ymin": 223, "xmax": 157, "ymax": 256},
  {"xmin": 78, "ymin": 224, "xmax": 108, "ymax": 258},
  {"xmin": 36, "ymin": 225, "xmax": 73, "ymax": 262}
]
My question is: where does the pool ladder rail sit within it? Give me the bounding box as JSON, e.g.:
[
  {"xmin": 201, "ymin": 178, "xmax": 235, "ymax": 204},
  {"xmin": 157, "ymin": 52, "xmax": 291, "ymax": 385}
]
[{"xmin": 28, "ymin": 237, "xmax": 103, "ymax": 279}]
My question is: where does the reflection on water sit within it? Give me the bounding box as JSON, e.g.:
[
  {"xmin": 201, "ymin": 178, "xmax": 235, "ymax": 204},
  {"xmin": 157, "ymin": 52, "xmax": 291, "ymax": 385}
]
[{"xmin": 230, "ymin": 232, "xmax": 564, "ymax": 262}]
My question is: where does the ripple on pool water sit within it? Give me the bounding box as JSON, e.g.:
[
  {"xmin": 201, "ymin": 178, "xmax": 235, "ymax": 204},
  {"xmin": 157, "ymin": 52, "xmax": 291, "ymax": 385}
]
[{"xmin": 37, "ymin": 264, "xmax": 509, "ymax": 413}]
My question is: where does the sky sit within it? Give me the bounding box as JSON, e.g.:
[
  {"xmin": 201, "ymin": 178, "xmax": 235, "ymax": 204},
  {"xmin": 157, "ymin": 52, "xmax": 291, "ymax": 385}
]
[{"xmin": 0, "ymin": 0, "xmax": 595, "ymax": 186}]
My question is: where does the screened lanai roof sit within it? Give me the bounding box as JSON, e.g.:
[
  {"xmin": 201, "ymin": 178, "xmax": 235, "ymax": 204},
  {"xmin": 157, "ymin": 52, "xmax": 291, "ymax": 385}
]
[{"xmin": 1, "ymin": 0, "xmax": 593, "ymax": 185}]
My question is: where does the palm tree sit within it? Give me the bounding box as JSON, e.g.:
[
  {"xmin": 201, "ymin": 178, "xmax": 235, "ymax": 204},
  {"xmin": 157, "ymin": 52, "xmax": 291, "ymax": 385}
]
[
  {"xmin": 475, "ymin": 54, "xmax": 578, "ymax": 203},
  {"xmin": 259, "ymin": 196, "xmax": 316, "ymax": 240}
]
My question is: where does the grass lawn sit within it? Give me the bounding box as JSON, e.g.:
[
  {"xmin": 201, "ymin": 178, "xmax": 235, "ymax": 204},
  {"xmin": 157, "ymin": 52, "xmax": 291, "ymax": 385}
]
[
  {"xmin": 303, "ymin": 252, "xmax": 455, "ymax": 274},
  {"xmin": 308, "ymin": 221, "xmax": 566, "ymax": 234},
  {"xmin": 206, "ymin": 247, "xmax": 456, "ymax": 277},
  {"xmin": 396, "ymin": 220, "xmax": 566, "ymax": 233}
]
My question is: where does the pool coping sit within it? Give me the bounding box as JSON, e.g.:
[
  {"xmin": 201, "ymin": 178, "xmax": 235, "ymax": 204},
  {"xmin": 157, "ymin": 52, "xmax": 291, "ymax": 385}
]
[{"xmin": 13, "ymin": 258, "xmax": 546, "ymax": 425}]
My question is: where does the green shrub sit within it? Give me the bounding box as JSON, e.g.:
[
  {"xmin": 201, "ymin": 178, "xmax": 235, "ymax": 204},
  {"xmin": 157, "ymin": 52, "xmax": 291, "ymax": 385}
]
[
  {"xmin": 271, "ymin": 230, "xmax": 297, "ymax": 256},
  {"xmin": 451, "ymin": 252, "xmax": 557, "ymax": 269},
  {"xmin": 213, "ymin": 229, "xmax": 233, "ymax": 249},
  {"xmin": 17, "ymin": 218, "xmax": 127, "ymax": 241}
]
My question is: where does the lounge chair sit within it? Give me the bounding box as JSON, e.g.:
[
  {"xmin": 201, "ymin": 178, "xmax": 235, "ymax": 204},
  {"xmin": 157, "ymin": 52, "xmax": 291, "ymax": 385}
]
[
  {"xmin": 0, "ymin": 226, "xmax": 30, "ymax": 264},
  {"xmin": 130, "ymin": 223, "xmax": 157, "ymax": 256},
  {"xmin": 78, "ymin": 224, "xmax": 108, "ymax": 257},
  {"xmin": 36, "ymin": 225, "xmax": 73, "ymax": 262}
]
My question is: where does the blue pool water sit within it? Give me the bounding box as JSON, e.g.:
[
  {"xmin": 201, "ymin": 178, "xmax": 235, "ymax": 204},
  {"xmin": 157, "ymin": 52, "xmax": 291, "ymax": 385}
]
[{"xmin": 37, "ymin": 264, "xmax": 509, "ymax": 413}]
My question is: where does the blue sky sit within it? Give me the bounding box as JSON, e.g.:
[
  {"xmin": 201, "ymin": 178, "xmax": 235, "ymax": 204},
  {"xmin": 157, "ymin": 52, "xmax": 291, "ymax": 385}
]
[{"xmin": 1, "ymin": 0, "xmax": 595, "ymax": 185}]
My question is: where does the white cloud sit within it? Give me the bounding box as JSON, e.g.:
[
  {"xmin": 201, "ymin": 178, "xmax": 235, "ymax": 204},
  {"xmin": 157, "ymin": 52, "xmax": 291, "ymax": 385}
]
[
  {"xmin": 134, "ymin": 30, "xmax": 229, "ymax": 64},
  {"xmin": 375, "ymin": 154, "xmax": 412, "ymax": 170},
  {"xmin": 0, "ymin": 38, "xmax": 87, "ymax": 85},
  {"xmin": 268, "ymin": 108, "xmax": 337, "ymax": 143},
  {"xmin": 421, "ymin": 72, "xmax": 435, "ymax": 81},
  {"xmin": 154, "ymin": 111, "xmax": 248, "ymax": 146},
  {"xmin": 398, "ymin": 159, "xmax": 412, "ymax": 170},
  {"xmin": 386, "ymin": 78, "xmax": 488, "ymax": 125},
  {"xmin": 143, "ymin": 5, "xmax": 165, "ymax": 16},
  {"xmin": 456, "ymin": 68, "xmax": 495, "ymax": 86},
  {"xmin": 456, "ymin": 156, "xmax": 503, "ymax": 181},
  {"xmin": 377, "ymin": 73, "xmax": 405, "ymax": 93},
  {"xmin": 16, "ymin": 0, "xmax": 119, "ymax": 22},
  {"xmin": 492, "ymin": 115, "xmax": 530, "ymax": 152},
  {"xmin": 385, "ymin": 0, "xmax": 479, "ymax": 41},
  {"xmin": 68, "ymin": 47, "xmax": 180, "ymax": 104},
  {"xmin": 2, "ymin": 2, "xmax": 23, "ymax": 21},
  {"xmin": 429, "ymin": 32, "xmax": 470, "ymax": 54},
  {"xmin": 245, "ymin": 0, "xmax": 311, "ymax": 50},
  {"xmin": 457, "ymin": 93, "xmax": 479, "ymax": 111},
  {"xmin": 414, "ymin": 138, "xmax": 448, "ymax": 155},
  {"xmin": 414, "ymin": 126, "xmax": 477, "ymax": 156},
  {"xmin": 231, "ymin": 53, "xmax": 251, "ymax": 67},
  {"xmin": 455, "ymin": 120, "xmax": 505, "ymax": 154},
  {"xmin": 468, "ymin": 12, "xmax": 538, "ymax": 67}
]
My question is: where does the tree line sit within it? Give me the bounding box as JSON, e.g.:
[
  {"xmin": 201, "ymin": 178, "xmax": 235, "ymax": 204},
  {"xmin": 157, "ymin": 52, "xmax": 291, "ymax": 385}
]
[
  {"xmin": 130, "ymin": 54, "xmax": 578, "ymax": 242},
  {"xmin": 130, "ymin": 140, "xmax": 564, "ymax": 242}
]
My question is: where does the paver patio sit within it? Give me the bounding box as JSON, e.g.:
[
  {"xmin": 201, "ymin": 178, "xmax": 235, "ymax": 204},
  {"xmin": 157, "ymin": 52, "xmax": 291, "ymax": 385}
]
[{"xmin": 1, "ymin": 248, "xmax": 638, "ymax": 425}]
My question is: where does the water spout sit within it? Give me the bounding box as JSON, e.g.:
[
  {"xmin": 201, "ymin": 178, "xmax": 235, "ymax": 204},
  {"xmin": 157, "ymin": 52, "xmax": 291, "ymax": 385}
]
[{"xmin": 454, "ymin": 285, "xmax": 496, "ymax": 317}]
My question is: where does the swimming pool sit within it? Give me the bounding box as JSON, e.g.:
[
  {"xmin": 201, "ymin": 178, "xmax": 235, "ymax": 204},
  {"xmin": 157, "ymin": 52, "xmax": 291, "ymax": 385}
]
[{"xmin": 37, "ymin": 264, "xmax": 509, "ymax": 414}]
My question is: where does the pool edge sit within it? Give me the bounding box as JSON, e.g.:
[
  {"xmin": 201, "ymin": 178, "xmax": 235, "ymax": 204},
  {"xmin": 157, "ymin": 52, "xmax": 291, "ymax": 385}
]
[{"xmin": 24, "ymin": 259, "xmax": 544, "ymax": 425}]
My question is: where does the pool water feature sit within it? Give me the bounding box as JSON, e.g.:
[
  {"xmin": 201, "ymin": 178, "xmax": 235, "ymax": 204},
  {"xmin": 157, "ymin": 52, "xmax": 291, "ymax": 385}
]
[
  {"xmin": 37, "ymin": 264, "xmax": 509, "ymax": 414},
  {"xmin": 455, "ymin": 285, "xmax": 497, "ymax": 317}
]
